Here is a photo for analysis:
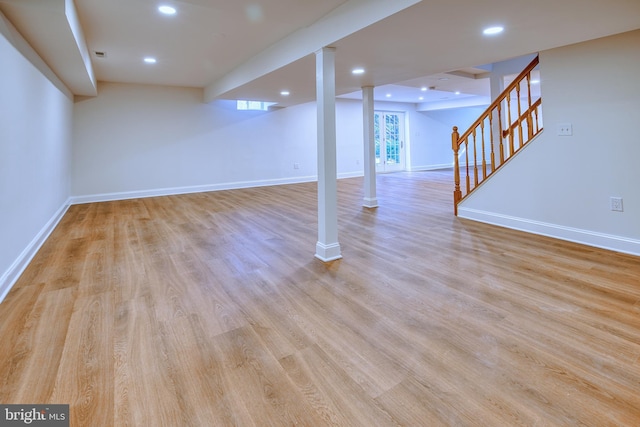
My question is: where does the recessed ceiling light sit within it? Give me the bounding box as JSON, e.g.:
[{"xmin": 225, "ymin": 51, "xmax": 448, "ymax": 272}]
[
  {"xmin": 438, "ymin": 77, "xmax": 449, "ymax": 81},
  {"xmin": 531, "ymin": 79, "xmax": 540, "ymax": 84},
  {"xmin": 483, "ymin": 26, "xmax": 504, "ymax": 35},
  {"xmin": 352, "ymin": 68, "xmax": 365, "ymax": 75},
  {"xmin": 421, "ymin": 87, "xmax": 427, "ymax": 92},
  {"xmin": 455, "ymin": 91, "xmax": 461, "ymax": 95},
  {"xmin": 158, "ymin": 5, "xmax": 176, "ymax": 15},
  {"xmin": 418, "ymin": 96, "xmax": 424, "ymax": 101},
  {"xmin": 280, "ymin": 91, "xmax": 290, "ymax": 96},
  {"xmin": 144, "ymin": 57, "xmax": 157, "ymax": 64},
  {"xmin": 245, "ymin": 4, "xmax": 264, "ymax": 22},
  {"xmin": 385, "ymin": 94, "xmax": 392, "ymax": 98}
]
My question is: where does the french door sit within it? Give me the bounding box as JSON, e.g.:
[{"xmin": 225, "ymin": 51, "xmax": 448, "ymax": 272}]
[{"xmin": 374, "ymin": 112, "xmax": 405, "ymax": 173}]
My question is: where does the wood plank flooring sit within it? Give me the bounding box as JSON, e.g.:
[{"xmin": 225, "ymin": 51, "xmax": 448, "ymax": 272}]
[{"xmin": 1, "ymin": 170, "xmax": 639, "ymax": 426}]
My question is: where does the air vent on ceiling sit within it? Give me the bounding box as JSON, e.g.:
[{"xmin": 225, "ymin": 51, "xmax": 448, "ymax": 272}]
[{"xmin": 94, "ymin": 51, "xmax": 107, "ymax": 58}]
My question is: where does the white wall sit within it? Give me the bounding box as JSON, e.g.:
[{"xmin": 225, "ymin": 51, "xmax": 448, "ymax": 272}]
[
  {"xmin": 411, "ymin": 106, "xmax": 488, "ymax": 170},
  {"xmin": 0, "ymin": 14, "xmax": 73, "ymax": 301},
  {"xmin": 459, "ymin": 30, "xmax": 640, "ymax": 255},
  {"xmin": 489, "ymin": 53, "xmax": 538, "ymax": 100},
  {"xmin": 73, "ymin": 83, "xmax": 374, "ymax": 200},
  {"xmin": 74, "ymin": 84, "xmax": 454, "ymax": 201},
  {"xmin": 72, "ymin": 81, "xmax": 485, "ymax": 201}
]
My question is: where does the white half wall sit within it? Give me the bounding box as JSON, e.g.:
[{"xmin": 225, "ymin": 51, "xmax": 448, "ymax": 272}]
[
  {"xmin": 458, "ymin": 30, "xmax": 640, "ymax": 256},
  {"xmin": 0, "ymin": 14, "xmax": 73, "ymax": 302}
]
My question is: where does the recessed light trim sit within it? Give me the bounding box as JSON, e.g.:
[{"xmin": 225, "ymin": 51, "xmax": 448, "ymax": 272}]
[
  {"xmin": 280, "ymin": 91, "xmax": 290, "ymax": 96},
  {"xmin": 158, "ymin": 5, "xmax": 177, "ymax": 15},
  {"xmin": 483, "ymin": 26, "xmax": 504, "ymax": 35},
  {"xmin": 144, "ymin": 57, "xmax": 157, "ymax": 64},
  {"xmin": 352, "ymin": 68, "xmax": 365, "ymax": 75}
]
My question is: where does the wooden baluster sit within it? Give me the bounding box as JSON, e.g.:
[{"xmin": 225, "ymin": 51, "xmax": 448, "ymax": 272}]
[
  {"xmin": 480, "ymin": 119, "xmax": 487, "ymax": 179},
  {"xmin": 497, "ymin": 103, "xmax": 505, "ymax": 164},
  {"xmin": 451, "ymin": 126, "xmax": 461, "ymax": 215},
  {"xmin": 516, "ymin": 82, "xmax": 524, "ymax": 149},
  {"xmin": 489, "ymin": 111, "xmax": 495, "ymax": 172},
  {"xmin": 472, "ymin": 129, "xmax": 478, "ymax": 187},
  {"xmin": 506, "ymin": 93, "xmax": 514, "ymax": 156},
  {"xmin": 526, "ymin": 73, "xmax": 533, "ymax": 140},
  {"xmin": 465, "ymin": 139, "xmax": 470, "ymax": 195}
]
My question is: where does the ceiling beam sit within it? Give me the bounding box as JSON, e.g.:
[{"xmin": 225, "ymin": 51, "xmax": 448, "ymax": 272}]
[
  {"xmin": 0, "ymin": 0, "xmax": 96, "ymax": 96},
  {"xmin": 203, "ymin": 0, "xmax": 421, "ymax": 103},
  {"xmin": 0, "ymin": 8, "xmax": 71, "ymax": 98}
]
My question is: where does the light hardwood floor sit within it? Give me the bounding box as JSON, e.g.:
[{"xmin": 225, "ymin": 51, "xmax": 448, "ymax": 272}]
[{"xmin": 1, "ymin": 170, "xmax": 639, "ymax": 426}]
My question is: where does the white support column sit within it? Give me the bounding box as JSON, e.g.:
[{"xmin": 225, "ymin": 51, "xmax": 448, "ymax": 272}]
[
  {"xmin": 315, "ymin": 47, "xmax": 342, "ymax": 262},
  {"xmin": 362, "ymin": 86, "xmax": 378, "ymax": 208}
]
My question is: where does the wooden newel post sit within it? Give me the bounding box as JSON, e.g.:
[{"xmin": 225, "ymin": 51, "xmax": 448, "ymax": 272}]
[{"xmin": 452, "ymin": 126, "xmax": 462, "ymax": 216}]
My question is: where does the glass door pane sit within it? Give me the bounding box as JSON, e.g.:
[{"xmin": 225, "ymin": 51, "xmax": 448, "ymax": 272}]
[
  {"xmin": 374, "ymin": 113, "xmax": 381, "ymax": 164},
  {"xmin": 375, "ymin": 112, "xmax": 405, "ymax": 172},
  {"xmin": 385, "ymin": 113, "xmax": 400, "ymax": 165}
]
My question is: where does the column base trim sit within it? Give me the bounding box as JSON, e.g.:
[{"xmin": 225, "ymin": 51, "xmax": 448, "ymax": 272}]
[
  {"xmin": 315, "ymin": 241, "xmax": 342, "ymax": 262},
  {"xmin": 363, "ymin": 197, "xmax": 378, "ymax": 208}
]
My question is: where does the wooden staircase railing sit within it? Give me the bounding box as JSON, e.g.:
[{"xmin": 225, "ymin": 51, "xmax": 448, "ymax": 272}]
[{"xmin": 452, "ymin": 56, "xmax": 543, "ymax": 215}]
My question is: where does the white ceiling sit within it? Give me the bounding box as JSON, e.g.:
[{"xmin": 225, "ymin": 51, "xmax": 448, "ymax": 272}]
[
  {"xmin": 339, "ymin": 67, "xmax": 494, "ymax": 108},
  {"xmin": 1, "ymin": 0, "xmax": 639, "ymax": 107}
]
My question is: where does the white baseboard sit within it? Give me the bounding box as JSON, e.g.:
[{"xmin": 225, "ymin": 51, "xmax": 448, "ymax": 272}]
[
  {"xmin": 338, "ymin": 171, "xmax": 364, "ymax": 179},
  {"xmin": 70, "ymin": 176, "xmax": 321, "ymax": 204},
  {"xmin": 0, "ymin": 200, "xmax": 71, "ymax": 303},
  {"xmin": 408, "ymin": 163, "xmax": 453, "ymax": 171},
  {"xmin": 458, "ymin": 207, "xmax": 640, "ymax": 256},
  {"xmin": 70, "ymin": 173, "xmax": 369, "ymax": 205}
]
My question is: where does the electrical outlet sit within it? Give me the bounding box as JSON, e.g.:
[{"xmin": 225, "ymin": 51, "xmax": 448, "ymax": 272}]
[
  {"xmin": 557, "ymin": 123, "xmax": 573, "ymax": 136},
  {"xmin": 610, "ymin": 197, "xmax": 623, "ymax": 212}
]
